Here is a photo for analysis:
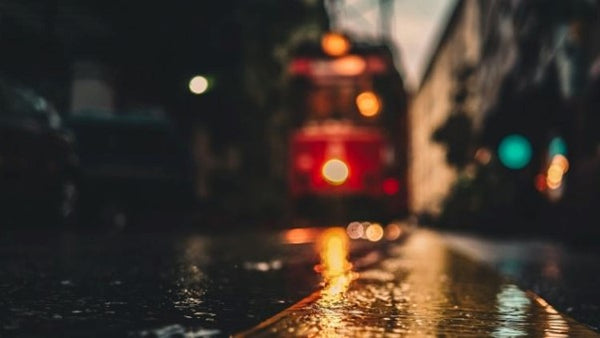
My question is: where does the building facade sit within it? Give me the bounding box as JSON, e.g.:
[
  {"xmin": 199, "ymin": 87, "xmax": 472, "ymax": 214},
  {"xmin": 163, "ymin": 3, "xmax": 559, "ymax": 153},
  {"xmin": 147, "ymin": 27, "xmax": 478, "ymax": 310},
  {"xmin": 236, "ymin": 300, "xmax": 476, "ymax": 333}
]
[
  {"xmin": 408, "ymin": 0, "xmax": 600, "ymax": 223},
  {"xmin": 408, "ymin": 0, "xmax": 482, "ymax": 214}
]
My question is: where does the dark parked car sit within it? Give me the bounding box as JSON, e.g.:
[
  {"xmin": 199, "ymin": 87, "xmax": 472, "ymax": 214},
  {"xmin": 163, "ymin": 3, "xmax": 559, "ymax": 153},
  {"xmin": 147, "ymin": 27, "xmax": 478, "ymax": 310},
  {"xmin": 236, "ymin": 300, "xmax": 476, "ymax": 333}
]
[
  {"xmin": 0, "ymin": 81, "xmax": 79, "ymax": 226},
  {"xmin": 65, "ymin": 110, "xmax": 193, "ymax": 227}
]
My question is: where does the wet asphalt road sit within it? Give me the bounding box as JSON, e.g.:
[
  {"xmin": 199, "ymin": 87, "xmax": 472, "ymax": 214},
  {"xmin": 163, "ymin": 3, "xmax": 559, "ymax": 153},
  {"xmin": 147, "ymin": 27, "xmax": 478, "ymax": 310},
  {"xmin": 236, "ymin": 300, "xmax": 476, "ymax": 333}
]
[
  {"xmin": 1, "ymin": 225, "xmax": 598, "ymax": 337},
  {"xmin": 0, "ymin": 229, "xmax": 327, "ymax": 337},
  {"xmin": 443, "ymin": 232, "xmax": 600, "ymax": 332},
  {"xmin": 241, "ymin": 229, "xmax": 597, "ymax": 337}
]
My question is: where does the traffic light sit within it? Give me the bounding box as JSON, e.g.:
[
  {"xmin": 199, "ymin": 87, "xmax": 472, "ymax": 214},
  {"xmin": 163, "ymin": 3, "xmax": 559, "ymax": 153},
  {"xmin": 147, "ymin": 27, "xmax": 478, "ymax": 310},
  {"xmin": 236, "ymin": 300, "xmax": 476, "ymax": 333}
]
[
  {"xmin": 497, "ymin": 134, "xmax": 532, "ymax": 169},
  {"xmin": 548, "ymin": 136, "xmax": 567, "ymax": 157}
]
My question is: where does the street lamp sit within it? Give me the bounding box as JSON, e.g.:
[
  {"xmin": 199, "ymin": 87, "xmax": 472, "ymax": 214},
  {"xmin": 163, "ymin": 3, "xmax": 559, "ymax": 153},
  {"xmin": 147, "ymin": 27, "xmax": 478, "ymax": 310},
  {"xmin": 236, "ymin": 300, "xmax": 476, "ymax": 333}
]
[{"xmin": 189, "ymin": 75, "xmax": 209, "ymax": 95}]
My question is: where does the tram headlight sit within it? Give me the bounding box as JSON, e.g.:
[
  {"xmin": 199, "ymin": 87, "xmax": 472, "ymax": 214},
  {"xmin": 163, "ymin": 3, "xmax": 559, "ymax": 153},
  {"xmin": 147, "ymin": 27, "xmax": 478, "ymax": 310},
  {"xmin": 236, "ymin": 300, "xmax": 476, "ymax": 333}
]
[{"xmin": 322, "ymin": 159, "xmax": 349, "ymax": 185}]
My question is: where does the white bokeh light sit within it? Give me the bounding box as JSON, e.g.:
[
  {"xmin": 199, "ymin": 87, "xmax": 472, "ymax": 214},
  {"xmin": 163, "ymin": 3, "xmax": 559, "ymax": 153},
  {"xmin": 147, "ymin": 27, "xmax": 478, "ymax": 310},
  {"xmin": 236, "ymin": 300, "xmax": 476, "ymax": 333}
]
[{"xmin": 189, "ymin": 75, "xmax": 209, "ymax": 94}]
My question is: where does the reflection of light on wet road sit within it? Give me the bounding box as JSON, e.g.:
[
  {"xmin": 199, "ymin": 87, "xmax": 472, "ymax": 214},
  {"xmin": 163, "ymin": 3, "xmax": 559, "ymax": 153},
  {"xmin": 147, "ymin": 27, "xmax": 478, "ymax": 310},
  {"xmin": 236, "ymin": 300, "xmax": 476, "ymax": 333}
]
[
  {"xmin": 237, "ymin": 230, "xmax": 597, "ymax": 337},
  {"xmin": 174, "ymin": 236, "xmax": 216, "ymax": 324},
  {"xmin": 316, "ymin": 227, "xmax": 356, "ymax": 304},
  {"xmin": 532, "ymin": 294, "xmax": 570, "ymax": 338},
  {"xmin": 311, "ymin": 228, "xmax": 357, "ymax": 337},
  {"xmin": 401, "ymin": 230, "xmax": 448, "ymax": 335},
  {"xmin": 494, "ymin": 284, "xmax": 530, "ymax": 337}
]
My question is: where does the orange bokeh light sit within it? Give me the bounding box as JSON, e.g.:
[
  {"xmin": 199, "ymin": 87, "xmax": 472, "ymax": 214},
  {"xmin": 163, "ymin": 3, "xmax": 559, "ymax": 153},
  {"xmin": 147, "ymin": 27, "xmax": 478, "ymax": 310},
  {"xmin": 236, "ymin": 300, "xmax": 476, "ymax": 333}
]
[
  {"xmin": 385, "ymin": 223, "xmax": 403, "ymax": 240},
  {"xmin": 551, "ymin": 154, "xmax": 569, "ymax": 173},
  {"xmin": 474, "ymin": 147, "xmax": 492, "ymax": 165},
  {"xmin": 545, "ymin": 155, "xmax": 569, "ymax": 190},
  {"xmin": 321, "ymin": 32, "xmax": 350, "ymax": 57},
  {"xmin": 283, "ymin": 228, "xmax": 318, "ymax": 244},
  {"xmin": 356, "ymin": 91, "xmax": 381, "ymax": 117},
  {"xmin": 365, "ymin": 223, "xmax": 384, "ymax": 242},
  {"xmin": 331, "ymin": 55, "xmax": 366, "ymax": 76}
]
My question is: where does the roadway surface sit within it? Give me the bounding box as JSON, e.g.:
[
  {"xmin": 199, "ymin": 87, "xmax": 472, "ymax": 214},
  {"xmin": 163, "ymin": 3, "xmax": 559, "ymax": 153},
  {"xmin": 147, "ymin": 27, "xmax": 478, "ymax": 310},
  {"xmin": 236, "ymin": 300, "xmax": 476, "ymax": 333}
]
[{"xmin": 0, "ymin": 224, "xmax": 598, "ymax": 337}]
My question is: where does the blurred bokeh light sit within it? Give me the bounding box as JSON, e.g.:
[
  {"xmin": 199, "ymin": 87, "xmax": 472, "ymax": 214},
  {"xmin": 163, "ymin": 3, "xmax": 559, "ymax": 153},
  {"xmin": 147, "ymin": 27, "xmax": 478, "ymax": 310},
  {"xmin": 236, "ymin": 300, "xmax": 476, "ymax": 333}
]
[
  {"xmin": 355, "ymin": 91, "xmax": 381, "ymax": 117},
  {"xmin": 188, "ymin": 75, "xmax": 209, "ymax": 95},
  {"xmin": 321, "ymin": 32, "xmax": 350, "ymax": 57},
  {"xmin": 321, "ymin": 159, "xmax": 349, "ymax": 185},
  {"xmin": 498, "ymin": 134, "xmax": 532, "ymax": 170}
]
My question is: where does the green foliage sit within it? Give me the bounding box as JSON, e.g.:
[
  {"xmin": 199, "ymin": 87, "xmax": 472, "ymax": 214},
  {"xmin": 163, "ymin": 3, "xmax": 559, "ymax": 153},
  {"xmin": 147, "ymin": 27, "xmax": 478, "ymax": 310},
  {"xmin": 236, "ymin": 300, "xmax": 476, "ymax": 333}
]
[
  {"xmin": 432, "ymin": 113, "xmax": 473, "ymax": 169},
  {"xmin": 437, "ymin": 163, "xmax": 516, "ymax": 229}
]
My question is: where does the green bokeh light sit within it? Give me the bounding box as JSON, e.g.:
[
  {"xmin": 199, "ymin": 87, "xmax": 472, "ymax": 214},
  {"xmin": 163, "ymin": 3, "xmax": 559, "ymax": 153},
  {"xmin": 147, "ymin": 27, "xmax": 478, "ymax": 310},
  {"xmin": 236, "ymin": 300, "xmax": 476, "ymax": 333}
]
[
  {"xmin": 498, "ymin": 134, "xmax": 532, "ymax": 169},
  {"xmin": 548, "ymin": 137, "xmax": 567, "ymax": 157}
]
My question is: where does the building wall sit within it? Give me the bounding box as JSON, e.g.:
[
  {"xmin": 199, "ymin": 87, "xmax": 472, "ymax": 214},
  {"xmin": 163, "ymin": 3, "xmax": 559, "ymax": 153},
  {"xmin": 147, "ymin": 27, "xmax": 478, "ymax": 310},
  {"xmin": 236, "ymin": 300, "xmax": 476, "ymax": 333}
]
[
  {"xmin": 473, "ymin": 1, "xmax": 519, "ymax": 130},
  {"xmin": 408, "ymin": 0, "xmax": 482, "ymax": 214}
]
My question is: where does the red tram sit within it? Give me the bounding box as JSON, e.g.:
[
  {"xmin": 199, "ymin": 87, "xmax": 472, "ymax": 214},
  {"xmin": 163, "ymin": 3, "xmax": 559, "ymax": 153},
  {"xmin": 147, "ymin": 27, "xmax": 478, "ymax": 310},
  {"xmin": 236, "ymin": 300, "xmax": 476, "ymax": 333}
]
[{"xmin": 286, "ymin": 33, "xmax": 409, "ymax": 217}]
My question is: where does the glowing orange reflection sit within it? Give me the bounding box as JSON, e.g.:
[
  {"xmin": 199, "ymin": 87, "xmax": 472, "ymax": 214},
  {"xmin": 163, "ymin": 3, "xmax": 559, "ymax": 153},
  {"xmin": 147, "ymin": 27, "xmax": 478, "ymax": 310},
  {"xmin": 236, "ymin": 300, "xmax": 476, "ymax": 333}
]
[
  {"xmin": 316, "ymin": 228, "xmax": 356, "ymax": 303},
  {"xmin": 531, "ymin": 293, "xmax": 569, "ymax": 337},
  {"xmin": 283, "ymin": 228, "xmax": 318, "ymax": 244}
]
